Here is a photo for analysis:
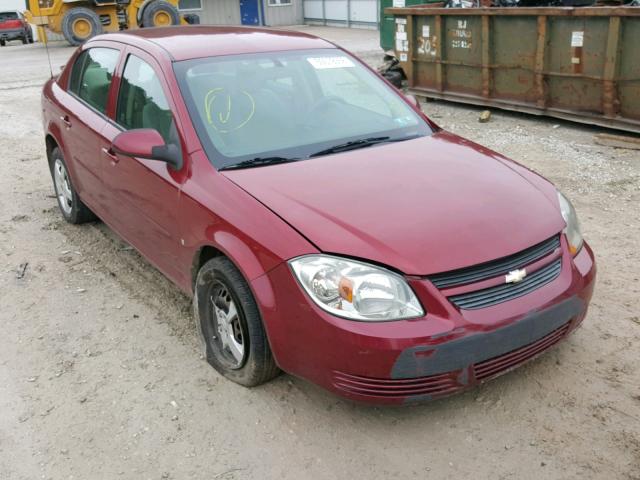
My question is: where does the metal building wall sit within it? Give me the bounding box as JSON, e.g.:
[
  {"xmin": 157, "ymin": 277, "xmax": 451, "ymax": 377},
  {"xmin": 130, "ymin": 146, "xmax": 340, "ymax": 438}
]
[
  {"xmin": 264, "ymin": 2, "xmax": 304, "ymax": 26},
  {"xmin": 195, "ymin": 0, "xmax": 242, "ymax": 25},
  {"xmin": 304, "ymin": 0, "xmax": 379, "ymax": 29}
]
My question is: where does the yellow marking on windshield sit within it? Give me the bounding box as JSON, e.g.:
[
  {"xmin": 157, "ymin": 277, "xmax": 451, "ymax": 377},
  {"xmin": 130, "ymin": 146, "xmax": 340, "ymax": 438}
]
[
  {"xmin": 219, "ymin": 95, "xmax": 231, "ymax": 124},
  {"xmin": 204, "ymin": 88, "xmax": 255, "ymax": 134}
]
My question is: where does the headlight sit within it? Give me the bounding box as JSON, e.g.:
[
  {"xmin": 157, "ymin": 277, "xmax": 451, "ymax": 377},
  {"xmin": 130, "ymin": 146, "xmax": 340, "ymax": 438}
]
[
  {"xmin": 289, "ymin": 255, "xmax": 424, "ymax": 321},
  {"xmin": 557, "ymin": 191, "xmax": 583, "ymax": 255}
]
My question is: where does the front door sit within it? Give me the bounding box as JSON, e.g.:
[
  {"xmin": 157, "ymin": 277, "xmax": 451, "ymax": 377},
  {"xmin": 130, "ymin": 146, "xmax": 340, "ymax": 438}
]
[
  {"xmin": 239, "ymin": 0, "xmax": 260, "ymax": 25},
  {"xmin": 100, "ymin": 47, "xmax": 185, "ymax": 282}
]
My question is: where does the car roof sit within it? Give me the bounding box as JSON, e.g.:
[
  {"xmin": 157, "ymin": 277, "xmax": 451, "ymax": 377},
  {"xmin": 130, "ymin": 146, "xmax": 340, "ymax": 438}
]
[{"xmin": 97, "ymin": 26, "xmax": 336, "ymax": 62}]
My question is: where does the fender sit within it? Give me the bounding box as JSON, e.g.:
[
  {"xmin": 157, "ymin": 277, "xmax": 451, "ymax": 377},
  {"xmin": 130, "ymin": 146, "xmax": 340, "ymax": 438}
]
[{"xmin": 179, "ymin": 149, "xmax": 318, "ymax": 295}]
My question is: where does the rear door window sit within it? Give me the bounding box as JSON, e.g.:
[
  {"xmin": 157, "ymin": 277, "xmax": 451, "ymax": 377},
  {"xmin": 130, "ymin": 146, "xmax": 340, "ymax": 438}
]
[
  {"xmin": 68, "ymin": 48, "xmax": 119, "ymax": 114},
  {"xmin": 116, "ymin": 54, "xmax": 176, "ymax": 145}
]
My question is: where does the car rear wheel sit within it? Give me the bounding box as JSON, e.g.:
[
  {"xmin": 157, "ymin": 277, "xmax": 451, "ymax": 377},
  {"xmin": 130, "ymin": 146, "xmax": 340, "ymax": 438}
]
[
  {"xmin": 49, "ymin": 147, "xmax": 96, "ymax": 224},
  {"xmin": 0, "ymin": 40, "xmax": 5, "ymax": 47},
  {"xmin": 21, "ymin": 34, "xmax": 27, "ymax": 44},
  {"xmin": 194, "ymin": 257, "xmax": 280, "ymax": 387},
  {"xmin": 141, "ymin": 0, "xmax": 180, "ymax": 27},
  {"xmin": 61, "ymin": 7, "xmax": 103, "ymax": 46}
]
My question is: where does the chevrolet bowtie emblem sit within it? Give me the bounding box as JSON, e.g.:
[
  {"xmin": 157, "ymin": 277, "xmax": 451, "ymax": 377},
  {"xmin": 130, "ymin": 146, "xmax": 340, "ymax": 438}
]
[{"xmin": 505, "ymin": 269, "xmax": 527, "ymax": 284}]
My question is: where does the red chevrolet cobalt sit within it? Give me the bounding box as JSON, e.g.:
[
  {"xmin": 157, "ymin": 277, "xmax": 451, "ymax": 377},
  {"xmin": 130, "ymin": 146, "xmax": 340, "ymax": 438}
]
[{"xmin": 42, "ymin": 26, "xmax": 595, "ymax": 405}]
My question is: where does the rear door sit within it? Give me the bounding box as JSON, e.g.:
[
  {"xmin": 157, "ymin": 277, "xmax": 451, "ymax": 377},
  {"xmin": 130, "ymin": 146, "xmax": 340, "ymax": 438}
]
[
  {"xmin": 58, "ymin": 44, "xmax": 121, "ymax": 212},
  {"xmin": 100, "ymin": 46, "xmax": 185, "ymax": 281}
]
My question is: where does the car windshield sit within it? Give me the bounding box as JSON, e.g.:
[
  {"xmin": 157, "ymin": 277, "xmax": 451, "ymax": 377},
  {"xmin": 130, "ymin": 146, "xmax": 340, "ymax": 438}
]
[
  {"xmin": 174, "ymin": 49, "xmax": 432, "ymax": 169},
  {"xmin": 0, "ymin": 12, "xmax": 19, "ymax": 21}
]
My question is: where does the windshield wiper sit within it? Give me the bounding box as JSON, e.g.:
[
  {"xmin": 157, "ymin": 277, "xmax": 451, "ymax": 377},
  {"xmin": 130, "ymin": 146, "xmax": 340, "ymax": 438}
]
[
  {"xmin": 310, "ymin": 134, "xmax": 424, "ymax": 158},
  {"xmin": 219, "ymin": 156, "xmax": 300, "ymax": 171},
  {"xmin": 309, "ymin": 137, "xmax": 391, "ymax": 158}
]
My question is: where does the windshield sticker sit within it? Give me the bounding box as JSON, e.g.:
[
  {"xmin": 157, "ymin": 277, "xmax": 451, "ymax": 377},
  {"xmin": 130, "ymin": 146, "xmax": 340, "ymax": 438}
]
[{"xmin": 307, "ymin": 57, "xmax": 355, "ymax": 69}]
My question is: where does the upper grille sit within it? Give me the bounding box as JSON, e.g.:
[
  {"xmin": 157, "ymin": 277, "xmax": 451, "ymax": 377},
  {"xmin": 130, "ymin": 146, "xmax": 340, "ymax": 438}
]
[
  {"xmin": 449, "ymin": 258, "xmax": 562, "ymax": 310},
  {"xmin": 429, "ymin": 235, "xmax": 561, "ymax": 289}
]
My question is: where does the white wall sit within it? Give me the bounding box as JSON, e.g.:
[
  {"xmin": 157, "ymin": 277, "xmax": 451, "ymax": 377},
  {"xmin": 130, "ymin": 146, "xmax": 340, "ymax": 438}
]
[
  {"xmin": 2, "ymin": 0, "xmax": 28, "ymax": 12},
  {"xmin": 303, "ymin": 0, "xmax": 378, "ymax": 29}
]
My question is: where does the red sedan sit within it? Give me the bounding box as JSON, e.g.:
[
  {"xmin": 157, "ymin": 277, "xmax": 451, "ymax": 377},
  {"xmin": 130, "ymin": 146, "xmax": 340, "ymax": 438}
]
[{"xmin": 42, "ymin": 26, "xmax": 595, "ymax": 405}]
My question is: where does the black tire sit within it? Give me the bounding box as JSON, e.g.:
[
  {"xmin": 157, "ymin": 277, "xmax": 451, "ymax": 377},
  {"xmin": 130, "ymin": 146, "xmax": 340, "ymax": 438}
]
[
  {"xmin": 61, "ymin": 7, "xmax": 103, "ymax": 46},
  {"xmin": 28, "ymin": 31, "xmax": 34, "ymax": 43},
  {"xmin": 49, "ymin": 147, "xmax": 96, "ymax": 224},
  {"xmin": 0, "ymin": 40, "xmax": 5, "ymax": 47},
  {"xmin": 194, "ymin": 257, "xmax": 280, "ymax": 387},
  {"xmin": 141, "ymin": 0, "xmax": 180, "ymax": 27},
  {"xmin": 21, "ymin": 34, "xmax": 27, "ymax": 44}
]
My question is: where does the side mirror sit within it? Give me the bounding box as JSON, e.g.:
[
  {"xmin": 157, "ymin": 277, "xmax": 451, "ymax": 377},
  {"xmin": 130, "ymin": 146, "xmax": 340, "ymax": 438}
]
[
  {"xmin": 404, "ymin": 94, "xmax": 420, "ymax": 111},
  {"xmin": 112, "ymin": 129, "xmax": 183, "ymax": 170}
]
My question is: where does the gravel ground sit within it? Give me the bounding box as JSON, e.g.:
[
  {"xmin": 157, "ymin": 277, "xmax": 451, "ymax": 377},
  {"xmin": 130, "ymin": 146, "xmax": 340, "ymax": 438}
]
[{"xmin": 1, "ymin": 29, "xmax": 639, "ymax": 480}]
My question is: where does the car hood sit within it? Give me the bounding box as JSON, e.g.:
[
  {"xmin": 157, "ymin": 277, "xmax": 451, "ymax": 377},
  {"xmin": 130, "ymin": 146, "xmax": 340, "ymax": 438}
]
[{"xmin": 222, "ymin": 131, "xmax": 565, "ymax": 275}]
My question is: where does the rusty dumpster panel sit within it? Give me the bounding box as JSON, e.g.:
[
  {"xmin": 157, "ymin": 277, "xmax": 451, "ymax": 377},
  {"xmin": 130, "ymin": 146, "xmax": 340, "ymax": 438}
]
[{"xmin": 385, "ymin": 7, "xmax": 640, "ymax": 133}]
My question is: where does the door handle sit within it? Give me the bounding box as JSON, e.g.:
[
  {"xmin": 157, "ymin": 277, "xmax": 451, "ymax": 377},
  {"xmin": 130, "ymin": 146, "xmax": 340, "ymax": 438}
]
[
  {"xmin": 60, "ymin": 115, "xmax": 72, "ymax": 128},
  {"xmin": 101, "ymin": 146, "xmax": 119, "ymax": 163}
]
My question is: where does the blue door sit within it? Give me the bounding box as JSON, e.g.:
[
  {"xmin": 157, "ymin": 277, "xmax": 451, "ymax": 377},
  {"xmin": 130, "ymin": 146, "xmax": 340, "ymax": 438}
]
[{"xmin": 239, "ymin": 0, "xmax": 260, "ymax": 25}]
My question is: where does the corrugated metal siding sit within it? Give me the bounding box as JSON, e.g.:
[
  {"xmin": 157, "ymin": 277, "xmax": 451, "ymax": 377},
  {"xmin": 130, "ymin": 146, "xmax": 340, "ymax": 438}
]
[
  {"xmin": 198, "ymin": 0, "xmax": 241, "ymax": 25},
  {"xmin": 304, "ymin": 0, "xmax": 378, "ymax": 29},
  {"xmin": 44, "ymin": 29, "xmax": 64, "ymax": 41},
  {"xmin": 265, "ymin": 3, "xmax": 304, "ymax": 26}
]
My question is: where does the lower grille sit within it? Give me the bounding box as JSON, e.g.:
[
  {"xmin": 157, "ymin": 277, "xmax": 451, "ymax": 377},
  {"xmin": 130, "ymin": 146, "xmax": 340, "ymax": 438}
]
[
  {"xmin": 449, "ymin": 258, "xmax": 562, "ymax": 310},
  {"xmin": 333, "ymin": 371, "xmax": 461, "ymax": 398},
  {"xmin": 474, "ymin": 322, "xmax": 570, "ymax": 380}
]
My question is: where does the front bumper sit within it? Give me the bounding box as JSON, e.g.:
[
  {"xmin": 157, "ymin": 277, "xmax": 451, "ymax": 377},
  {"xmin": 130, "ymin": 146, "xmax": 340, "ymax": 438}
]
[
  {"xmin": 0, "ymin": 28, "xmax": 24, "ymax": 41},
  {"xmin": 252, "ymin": 239, "xmax": 596, "ymax": 405}
]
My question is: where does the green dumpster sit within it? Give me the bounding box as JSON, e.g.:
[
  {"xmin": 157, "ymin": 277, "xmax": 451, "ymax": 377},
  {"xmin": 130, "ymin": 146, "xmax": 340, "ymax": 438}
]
[{"xmin": 385, "ymin": 6, "xmax": 640, "ymax": 133}]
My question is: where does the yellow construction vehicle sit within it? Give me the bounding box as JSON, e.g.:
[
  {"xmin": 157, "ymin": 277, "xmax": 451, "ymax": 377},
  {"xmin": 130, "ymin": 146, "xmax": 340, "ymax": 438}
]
[{"xmin": 24, "ymin": 0, "xmax": 195, "ymax": 46}]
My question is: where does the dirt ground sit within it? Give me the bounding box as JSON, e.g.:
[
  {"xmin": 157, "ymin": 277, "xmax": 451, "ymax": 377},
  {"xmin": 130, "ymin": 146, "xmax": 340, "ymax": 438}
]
[{"xmin": 1, "ymin": 28, "xmax": 639, "ymax": 480}]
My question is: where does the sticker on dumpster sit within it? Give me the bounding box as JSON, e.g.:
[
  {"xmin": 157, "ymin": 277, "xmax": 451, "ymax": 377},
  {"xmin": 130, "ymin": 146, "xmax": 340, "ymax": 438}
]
[
  {"xmin": 307, "ymin": 57, "xmax": 355, "ymax": 69},
  {"xmin": 397, "ymin": 24, "xmax": 405, "ymax": 33},
  {"xmin": 393, "ymin": 0, "xmax": 405, "ymax": 7},
  {"xmin": 395, "ymin": 18, "xmax": 407, "ymax": 25},
  {"xmin": 400, "ymin": 53, "xmax": 408, "ymax": 62},
  {"xmin": 422, "ymin": 25, "xmax": 430, "ymax": 37},
  {"xmin": 571, "ymin": 31, "xmax": 584, "ymax": 47},
  {"xmin": 395, "ymin": 39, "xmax": 408, "ymax": 52},
  {"xmin": 571, "ymin": 57, "xmax": 581, "ymax": 64},
  {"xmin": 396, "ymin": 31, "xmax": 407, "ymax": 41}
]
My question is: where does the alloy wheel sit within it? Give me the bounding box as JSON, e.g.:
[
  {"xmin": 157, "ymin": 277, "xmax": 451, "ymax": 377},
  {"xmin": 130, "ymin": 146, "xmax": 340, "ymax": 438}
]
[
  {"xmin": 53, "ymin": 158, "xmax": 73, "ymax": 216},
  {"xmin": 209, "ymin": 281, "xmax": 246, "ymax": 369}
]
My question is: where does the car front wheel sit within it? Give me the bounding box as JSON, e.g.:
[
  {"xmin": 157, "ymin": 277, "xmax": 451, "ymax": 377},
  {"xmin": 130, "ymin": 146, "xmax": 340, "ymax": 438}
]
[{"xmin": 194, "ymin": 257, "xmax": 280, "ymax": 387}]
